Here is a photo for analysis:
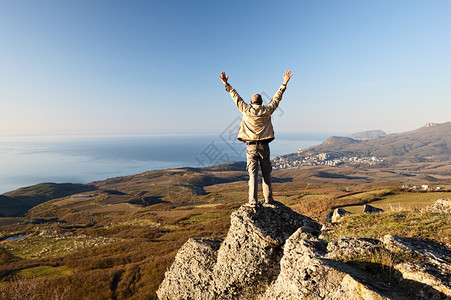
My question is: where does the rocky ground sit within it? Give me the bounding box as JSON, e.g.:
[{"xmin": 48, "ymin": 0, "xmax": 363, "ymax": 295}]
[{"xmin": 157, "ymin": 200, "xmax": 451, "ymax": 300}]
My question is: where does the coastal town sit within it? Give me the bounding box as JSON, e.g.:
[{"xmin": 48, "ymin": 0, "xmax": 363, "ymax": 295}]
[{"xmin": 271, "ymin": 150, "xmax": 384, "ymax": 170}]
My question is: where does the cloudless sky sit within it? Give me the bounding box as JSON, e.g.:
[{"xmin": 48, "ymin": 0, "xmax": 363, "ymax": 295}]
[{"xmin": 1, "ymin": 0, "xmax": 450, "ymax": 137}]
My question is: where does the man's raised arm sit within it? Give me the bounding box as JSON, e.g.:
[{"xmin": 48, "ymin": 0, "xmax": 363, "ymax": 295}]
[
  {"xmin": 220, "ymin": 71, "xmax": 247, "ymax": 113},
  {"xmin": 266, "ymin": 70, "xmax": 293, "ymax": 113}
]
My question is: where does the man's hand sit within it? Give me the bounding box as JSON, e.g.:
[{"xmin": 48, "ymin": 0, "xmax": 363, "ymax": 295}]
[
  {"xmin": 219, "ymin": 72, "xmax": 229, "ymax": 85},
  {"xmin": 283, "ymin": 70, "xmax": 293, "ymax": 85}
]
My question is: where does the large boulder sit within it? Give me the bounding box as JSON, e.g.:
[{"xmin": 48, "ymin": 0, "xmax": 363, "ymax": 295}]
[
  {"xmin": 261, "ymin": 230, "xmax": 396, "ymax": 299},
  {"xmin": 383, "ymin": 235, "xmax": 451, "ymax": 298},
  {"xmin": 157, "ymin": 201, "xmax": 320, "ymax": 299},
  {"xmin": 212, "ymin": 202, "xmax": 321, "ymax": 298},
  {"xmin": 156, "ymin": 237, "xmax": 221, "ymax": 299},
  {"xmin": 158, "ymin": 202, "xmax": 450, "ymax": 299}
]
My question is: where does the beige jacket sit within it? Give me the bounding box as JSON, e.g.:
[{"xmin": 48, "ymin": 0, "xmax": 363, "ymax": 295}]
[{"xmin": 225, "ymin": 83, "xmax": 287, "ymax": 142}]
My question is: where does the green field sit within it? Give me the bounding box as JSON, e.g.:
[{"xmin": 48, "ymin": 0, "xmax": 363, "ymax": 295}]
[
  {"xmin": 15, "ymin": 266, "xmax": 73, "ymax": 279},
  {"xmin": 323, "ymin": 210, "xmax": 451, "ymax": 245},
  {"xmin": 2, "ymin": 228, "xmax": 118, "ymax": 259},
  {"xmin": 341, "ymin": 191, "xmax": 451, "ymax": 214}
]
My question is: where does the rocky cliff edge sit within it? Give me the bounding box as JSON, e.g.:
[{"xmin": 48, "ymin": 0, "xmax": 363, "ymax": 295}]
[{"xmin": 157, "ymin": 201, "xmax": 450, "ymax": 300}]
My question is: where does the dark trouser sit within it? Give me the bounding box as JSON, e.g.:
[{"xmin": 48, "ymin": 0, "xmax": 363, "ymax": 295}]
[{"xmin": 246, "ymin": 142, "xmax": 273, "ymax": 204}]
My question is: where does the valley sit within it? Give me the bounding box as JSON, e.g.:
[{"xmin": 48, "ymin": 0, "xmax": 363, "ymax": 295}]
[
  {"xmin": 1, "ymin": 122, "xmax": 450, "ymax": 299},
  {"xmin": 0, "ymin": 163, "xmax": 450, "ymax": 299}
]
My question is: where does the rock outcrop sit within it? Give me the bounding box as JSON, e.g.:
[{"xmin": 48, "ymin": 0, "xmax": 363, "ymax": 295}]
[
  {"xmin": 156, "ymin": 237, "xmax": 222, "ymax": 299},
  {"xmin": 261, "ymin": 231, "xmax": 398, "ymax": 299},
  {"xmin": 423, "ymin": 198, "xmax": 451, "ymax": 213},
  {"xmin": 363, "ymin": 204, "xmax": 384, "ymax": 214},
  {"xmin": 157, "ymin": 202, "xmax": 451, "ymax": 299},
  {"xmin": 383, "ymin": 235, "xmax": 451, "ymax": 297},
  {"xmin": 157, "ymin": 202, "xmax": 320, "ymax": 299},
  {"xmin": 325, "ymin": 207, "xmax": 351, "ymax": 223}
]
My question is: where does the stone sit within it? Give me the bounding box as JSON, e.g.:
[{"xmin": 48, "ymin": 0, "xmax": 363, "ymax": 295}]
[
  {"xmin": 326, "ymin": 237, "xmax": 380, "ymax": 260},
  {"xmin": 423, "ymin": 198, "xmax": 451, "ymax": 213},
  {"xmin": 325, "ymin": 208, "xmax": 351, "ymax": 223},
  {"xmin": 325, "ymin": 210, "xmax": 334, "ymax": 223},
  {"xmin": 158, "ymin": 202, "xmax": 450, "ymax": 300},
  {"xmin": 331, "ymin": 208, "xmax": 351, "ymax": 223},
  {"xmin": 156, "ymin": 237, "xmax": 222, "ymax": 300},
  {"xmin": 363, "ymin": 204, "xmax": 384, "ymax": 214},
  {"xmin": 261, "ymin": 228, "xmax": 345, "ymax": 299},
  {"xmin": 213, "ymin": 202, "xmax": 321, "ymax": 297},
  {"xmin": 157, "ymin": 201, "xmax": 321, "ymax": 299},
  {"xmin": 262, "ymin": 229, "xmax": 400, "ymax": 300},
  {"xmin": 383, "ymin": 235, "xmax": 451, "ymax": 298}
]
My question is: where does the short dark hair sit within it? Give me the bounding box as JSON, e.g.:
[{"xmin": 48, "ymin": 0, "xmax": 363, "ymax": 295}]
[{"xmin": 251, "ymin": 94, "xmax": 262, "ymax": 105}]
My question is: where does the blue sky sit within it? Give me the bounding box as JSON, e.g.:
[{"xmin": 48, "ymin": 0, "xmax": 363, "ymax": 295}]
[{"xmin": 1, "ymin": 0, "xmax": 450, "ymax": 137}]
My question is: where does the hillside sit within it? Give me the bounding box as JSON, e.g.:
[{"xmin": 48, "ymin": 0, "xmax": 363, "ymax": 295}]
[
  {"xmin": 2, "ymin": 161, "xmax": 450, "ymax": 221},
  {"xmin": 0, "ymin": 183, "xmax": 96, "ymax": 217},
  {"xmin": 349, "ymin": 129, "xmax": 387, "ymax": 140},
  {"xmin": 312, "ymin": 122, "xmax": 450, "ymax": 162},
  {"xmin": 273, "ymin": 122, "xmax": 451, "ymax": 169}
]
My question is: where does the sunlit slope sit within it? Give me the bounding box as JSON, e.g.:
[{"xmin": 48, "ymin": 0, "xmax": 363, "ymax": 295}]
[{"xmin": 300, "ymin": 122, "xmax": 451, "ymax": 163}]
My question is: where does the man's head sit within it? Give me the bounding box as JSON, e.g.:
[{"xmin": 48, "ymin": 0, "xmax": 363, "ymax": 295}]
[{"xmin": 251, "ymin": 94, "xmax": 263, "ymax": 105}]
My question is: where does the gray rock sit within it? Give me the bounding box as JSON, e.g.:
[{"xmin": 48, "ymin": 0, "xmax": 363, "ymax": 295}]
[
  {"xmin": 423, "ymin": 198, "xmax": 451, "ymax": 213},
  {"xmin": 158, "ymin": 202, "xmax": 450, "ymax": 300},
  {"xmin": 325, "ymin": 208, "xmax": 351, "ymax": 223},
  {"xmin": 326, "ymin": 237, "xmax": 380, "ymax": 260},
  {"xmin": 363, "ymin": 204, "xmax": 384, "ymax": 214},
  {"xmin": 213, "ymin": 202, "xmax": 321, "ymax": 298},
  {"xmin": 325, "ymin": 210, "xmax": 334, "ymax": 223},
  {"xmin": 332, "ymin": 208, "xmax": 351, "ymax": 223},
  {"xmin": 156, "ymin": 237, "xmax": 222, "ymax": 300},
  {"xmin": 262, "ymin": 228, "xmax": 344, "ymax": 299},
  {"xmin": 157, "ymin": 201, "xmax": 321, "ymax": 299},
  {"xmin": 383, "ymin": 235, "xmax": 451, "ymax": 298},
  {"xmin": 262, "ymin": 230, "xmax": 399, "ymax": 300}
]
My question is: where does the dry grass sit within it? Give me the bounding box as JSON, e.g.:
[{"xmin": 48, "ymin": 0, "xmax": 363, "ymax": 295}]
[
  {"xmin": 89, "ymin": 203, "xmax": 139, "ymax": 213},
  {"xmin": 0, "ymin": 277, "xmax": 71, "ymax": 300},
  {"xmin": 342, "ymin": 191, "xmax": 451, "ymax": 214},
  {"xmin": 323, "ymin": 210, "xmax": 451, "ymax": 245}
]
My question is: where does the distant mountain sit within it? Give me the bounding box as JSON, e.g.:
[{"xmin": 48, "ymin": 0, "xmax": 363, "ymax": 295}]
[
  {"xmin": 349, "ymin": 129, "xmax": 387, "ymax": 140},
  {"xmin": 273, "ymin": 122, "xmax": 451, "ymax": 168},
  {"xmin": 317, "ymin": 136, "xmax": 359, "ymax": 151},
  {"xmin": 316, "ymin": 122, "xmax": 449, "ymax": 160}
]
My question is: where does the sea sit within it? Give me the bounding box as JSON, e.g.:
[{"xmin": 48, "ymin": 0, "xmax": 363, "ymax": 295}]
[{"xmin": 0, "ymin": 133, "xmax": 330, "ymax": 194}]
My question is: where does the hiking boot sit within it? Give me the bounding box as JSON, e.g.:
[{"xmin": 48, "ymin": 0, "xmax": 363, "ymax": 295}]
[
  {"xmin": 247, "ymin": 200, "xmax": 261, "ymax": 207},
  {"xmin": 263, "ymin": 199, "xmax": 276, "ymax": 208}
]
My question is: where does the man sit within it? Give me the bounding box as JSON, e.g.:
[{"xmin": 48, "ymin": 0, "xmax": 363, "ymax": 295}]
[{"xmin": 219, "ymin": 70, "xmax": 293, "ymax": 206}]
